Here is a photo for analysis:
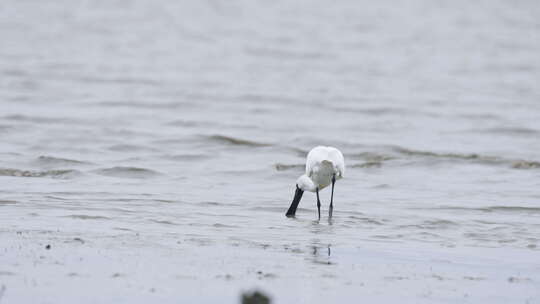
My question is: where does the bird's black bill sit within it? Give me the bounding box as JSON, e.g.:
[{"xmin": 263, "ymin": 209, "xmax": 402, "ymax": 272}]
[{"xmin": 286, "ymin": 186, "xmax": 304, "ymax": 217}]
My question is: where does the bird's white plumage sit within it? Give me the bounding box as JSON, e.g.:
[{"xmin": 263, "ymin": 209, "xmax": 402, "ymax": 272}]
[
  {"xmin": 297, "ymin": 146, "xmax": 345, "ymax": 192},
  {"xmin": 306, "ymin": 146, "xmax": 345, "ymax": 178},
  {"xmin": 288, "ymin": 146, "xmax": 345, "ymax": 218}
]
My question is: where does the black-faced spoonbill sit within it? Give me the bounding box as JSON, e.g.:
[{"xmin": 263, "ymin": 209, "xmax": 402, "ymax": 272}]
[{"xmin": 286, "ymin": 146, "xmax": 345, "ymax": 219}]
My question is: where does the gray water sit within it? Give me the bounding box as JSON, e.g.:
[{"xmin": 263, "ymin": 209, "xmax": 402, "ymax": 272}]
[{"xmin": 1, "ymin": 1, "xmax": 540, "ymax": 303}]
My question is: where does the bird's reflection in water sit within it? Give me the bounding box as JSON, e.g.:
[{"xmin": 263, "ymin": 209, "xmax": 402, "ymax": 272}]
[
  {"xmin": 308, "ymin": 221, "xmax": 334, "ymax": 264},
  {"xmin": 310, "ymin": 241, "xmax": 333, "ymax": 265}
]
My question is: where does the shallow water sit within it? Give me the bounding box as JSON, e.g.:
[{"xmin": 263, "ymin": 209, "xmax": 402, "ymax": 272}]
[{"xmin": 1, "ymin": 0, "xmax": 540, "ymax": 303}]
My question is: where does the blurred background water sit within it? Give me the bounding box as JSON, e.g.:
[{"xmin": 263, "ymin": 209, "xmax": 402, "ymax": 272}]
[{"xmin": 1, "ymin": 0, "xmax": 539, "ymax": 303}]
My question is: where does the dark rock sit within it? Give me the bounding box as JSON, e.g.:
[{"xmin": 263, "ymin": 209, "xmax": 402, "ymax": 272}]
[{"xmin": 241, "ymin": 290, "xmax": 271, "ymax": 304}]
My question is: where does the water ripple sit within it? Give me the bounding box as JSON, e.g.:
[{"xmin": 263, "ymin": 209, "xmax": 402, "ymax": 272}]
[
  {"xmin": 205, "ymin": 134, "xmax": 271, "ymax": 147},
  {"xmin": 93, "ymin": 167, "xmax": 161, "ymax": 179},
  {"xmin": 0, "ymin": 168, "xmax": 81, "ymax": 179},
  {"xmin": 34, "ymin": 156, "xmax": 92, "ymax": 166}
]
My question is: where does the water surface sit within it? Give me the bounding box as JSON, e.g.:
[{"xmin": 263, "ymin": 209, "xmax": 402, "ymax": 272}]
[{"xmin": 1, "ymin": 0, "xmax": 539, "ymax": 303}]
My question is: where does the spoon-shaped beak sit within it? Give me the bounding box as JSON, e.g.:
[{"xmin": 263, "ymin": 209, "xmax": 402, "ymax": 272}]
[{"xmin": 286, "ymin": 185, "xmax": 304, "ymax": 217}]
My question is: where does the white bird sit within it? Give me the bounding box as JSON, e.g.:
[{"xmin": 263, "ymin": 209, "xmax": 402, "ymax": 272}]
[{"xmin": 286, "ymin": 146, "xmax": 345, "ymax": 219}]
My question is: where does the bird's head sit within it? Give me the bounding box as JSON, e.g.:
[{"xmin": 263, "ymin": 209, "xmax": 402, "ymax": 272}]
[
  {"xmin": 286, "ymin": 175, "xmax": 316, "ymax": 217},
  {"xmin": 296, "ymin": 174, "xmax": 316, "ymax": 192}
]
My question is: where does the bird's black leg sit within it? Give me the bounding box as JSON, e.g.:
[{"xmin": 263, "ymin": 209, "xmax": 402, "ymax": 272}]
[
  {"xmin": 316, "ymin": 188, "xmax": 321, "ymax": 220},
  {"xmin": 329, "ymin": 174, "xmax": 336, "ymax": 218}
]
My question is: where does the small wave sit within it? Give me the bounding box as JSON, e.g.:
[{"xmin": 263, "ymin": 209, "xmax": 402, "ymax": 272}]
[
  {"xmin": 0, "ymin": 124, "xmax": 12, "ymax": 132},
  {"xmin": 94, "ymin": 166, "xmax": 161, "ymax": 179},
  {"xmin": 471, "ymin": 127, "xmax": 539, "ymax": 135},
  {"xmin": 75, "ymin": 76, "xmax": 161, "ymax": 86},
  {"xmin": 205, "ymin": 135, "xmax": 270, "ymax": 147},
  {"xmin": 400, "ymin": 219, "xmax": 459, "ymax": 230},
  {"xmin": 430, "ymin": 206, "xmax": 540, "ymax": 214},
  {"xmin": 350, "ymin": 161, "xmax": 382, "ymax": 168},
  {"xmin": 487, "ymin": 206, "xmax": 540, "ymax": 213},
  {"xmin": 237, "ymin": 93, "xmax": 306, "ymax": 105},
  {"xmin": 149, "ymin": 219, "xmax": 178, "ymax": 225},
  {"xmin": 2, "ymin": 114, "xmax": 77, "ymax": 124},
  {"xmin": 250, "ymin": 206, "xmax": 289, "ymax": 213},
  {"xmin": 64, "ymin": 214, "xmax": 110, "ymax": 220},
  {"xmin": 2, "ymin": 68, "xmax": 27, "ymax": 77},
  {"xmin": 217, "ymin": 169, "xmax": 257, "ymax": 175},
  {"xmin": 422, "ymin": 219, "xmax": 458, "ymax": 227},
  {"xmin": 352, "ymin": 106, "xmax": 416, "ymax": 116},
  {"xmin": 457, "ymin": 113, "xmax": 501, "ymax": 121},
  {"xmin": 0, "ymin": 200, "xmax": 18, "ymax": 205},
  {"xmin": 107, "ymin": 144, "xmax": 156, "ymax": 152},
  {"xmin": 348, "ymin": 215, "xmax": 384, "ymax": 225},
  {"xmin": 244, "ymin": 47, "xmax": 327, "ymax": 61},
  {"xmin": 372, "ymin": 234, "xmax": 404, "ymax": 240},
  {"xmin": 0, "ymin": 168, "xmax": 81, "ymax": 179},
  {"xmin": 394, "ymin": 147, "xmax": 488, "ymax": 160},
  {"xmin": 393, "ymin": 146, "xmax": 540, "ymax": 169},
  {"xmin": 113, "ymin": 227, "xmax": 134, "ymax": 232},
  {"xmin": 512, "ymin": 161, "xmax": 540, "ymax": 169},
  {"xmin": 163, "ymin": 154, "xmax": 211, "ymax": 161},
  {"xmin": 274, "ymin": 163, "xmax": 303, "ymax": 171},
  {"xmin": 35, "ymin": 156, "xmax": 92, "ymax": 166},
  {"xmin": 97, "ymin": 100, "xmax": 194, "ymax": 109},
  {"xmin": 165, "ymin": 119, "xmax": 201, "ymax": 127},
  {"xmin": 199, "ymin": 201, "xmax": 223, "ymax": 206},
  {"xmin": 212, "ymin": 223, "xmax": 238, "ymax": 228}
]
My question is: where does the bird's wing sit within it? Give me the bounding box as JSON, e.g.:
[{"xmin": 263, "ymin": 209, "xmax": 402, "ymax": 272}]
[
  {"xmin": 326, "ymin": 146, "xmax": 345, "ymax": 177},
  {"xmin": 306, "ymin": 146, "xmax": 327, "ymax": 176},
  {"xmin": 306, "ymin": 146, "xmax": 345, "ymax": 177}
]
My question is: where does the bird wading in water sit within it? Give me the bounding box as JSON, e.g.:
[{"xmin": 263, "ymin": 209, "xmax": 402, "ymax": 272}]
[{"xmin": 286, "ymin": 146, "xmax": 345, "ymax": 219}]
